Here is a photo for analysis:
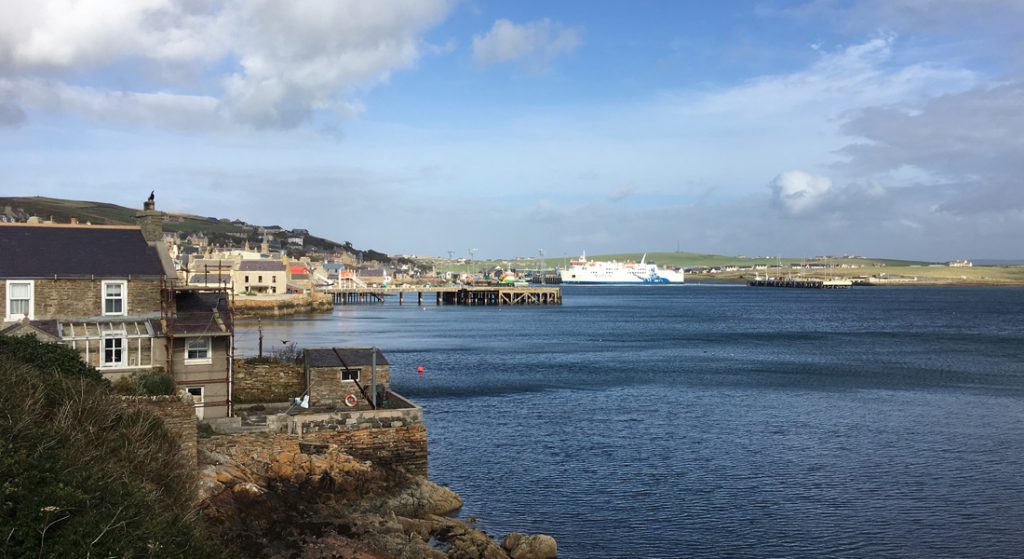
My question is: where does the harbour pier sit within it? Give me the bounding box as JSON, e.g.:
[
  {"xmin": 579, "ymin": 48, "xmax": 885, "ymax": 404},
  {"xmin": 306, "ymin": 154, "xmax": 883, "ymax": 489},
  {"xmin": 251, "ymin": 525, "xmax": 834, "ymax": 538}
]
[
  {"xmin": 748, "ymin": 276, "xmax": 852, "ymax": 289},
  {"xmin": 323, "ymin": 285, "xmax": 562, "ymax": 306}
]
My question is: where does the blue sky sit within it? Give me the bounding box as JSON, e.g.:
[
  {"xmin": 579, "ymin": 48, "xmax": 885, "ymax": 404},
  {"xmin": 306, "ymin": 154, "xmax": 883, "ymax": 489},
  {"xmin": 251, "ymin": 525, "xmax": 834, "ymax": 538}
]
[{"xmin": 1, "ymin": 0, "xmax": 1022, "ymax": 260}]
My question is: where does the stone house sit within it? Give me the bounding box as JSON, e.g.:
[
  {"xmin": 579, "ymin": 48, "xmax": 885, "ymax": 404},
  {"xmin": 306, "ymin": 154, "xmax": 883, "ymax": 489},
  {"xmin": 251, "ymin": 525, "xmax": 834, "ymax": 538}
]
[
  {"xmin": 0, "ymin": 198, "xmax": 234, "ymax": 419},
  {"xmin": 237, "ymin": 260, "xmax": 286, "ymax": 295},
  {"xmin": 304, "ymin": 348, "xmax": 390, "ymax": 408},
  {"xmin": 0, "ymin": 222, "xmax": 170, "ymax": 374},
  {"xmin": 357, "ymin": 266, "xmax": 391, "ymax": 287}
]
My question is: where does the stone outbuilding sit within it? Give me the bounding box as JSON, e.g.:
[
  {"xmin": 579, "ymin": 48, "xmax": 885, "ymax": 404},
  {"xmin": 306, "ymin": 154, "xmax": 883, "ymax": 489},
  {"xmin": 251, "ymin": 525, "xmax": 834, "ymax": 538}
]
[{"xmin": 304, "ymin": 348, "xmax": 390, "ymax": 409}]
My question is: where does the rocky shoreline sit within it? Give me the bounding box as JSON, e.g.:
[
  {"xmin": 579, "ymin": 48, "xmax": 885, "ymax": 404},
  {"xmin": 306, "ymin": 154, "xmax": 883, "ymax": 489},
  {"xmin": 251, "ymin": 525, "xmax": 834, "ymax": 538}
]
[{"xmin": 197, "ymin": 433, "xmax": 556, "ymax": 558}]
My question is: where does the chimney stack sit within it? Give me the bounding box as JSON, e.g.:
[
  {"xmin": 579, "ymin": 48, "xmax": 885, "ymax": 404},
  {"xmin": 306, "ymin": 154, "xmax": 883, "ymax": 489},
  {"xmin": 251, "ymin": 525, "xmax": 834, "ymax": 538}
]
[{"xmin": 135, "ymin": 193, "xmax": 161, "ymax": 243}]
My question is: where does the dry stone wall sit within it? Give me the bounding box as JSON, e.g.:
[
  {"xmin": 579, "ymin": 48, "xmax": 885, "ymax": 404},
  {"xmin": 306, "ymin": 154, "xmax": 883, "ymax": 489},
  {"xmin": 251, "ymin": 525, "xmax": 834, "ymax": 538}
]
[
  {"xmin": 233, "ymin": 359, "xmax": 304, "ymax": 403},
  {"xmin": 303, "ymin": 424, "xmax": 428, "ymax": 477}
]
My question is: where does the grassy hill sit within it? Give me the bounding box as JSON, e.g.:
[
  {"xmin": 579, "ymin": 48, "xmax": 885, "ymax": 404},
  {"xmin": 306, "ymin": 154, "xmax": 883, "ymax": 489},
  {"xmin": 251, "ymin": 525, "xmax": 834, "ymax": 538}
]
[
  {"xmin": 0, "ymin": 195, "xmax": 368, "ymax": 260},
  {"xmin": 2, "ymin": 196, "xmax": 250, "ymax": 234}
]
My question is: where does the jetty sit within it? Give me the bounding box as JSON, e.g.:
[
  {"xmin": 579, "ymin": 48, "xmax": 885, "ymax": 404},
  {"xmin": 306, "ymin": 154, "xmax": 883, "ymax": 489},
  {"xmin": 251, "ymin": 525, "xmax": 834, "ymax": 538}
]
[
  {"xmin": 748, "ymin": 276, "xmax": 852, "ymax": 289},
  {"xmin": 323, "ymin": 285, "xmax": 562, "ymax": 306}
]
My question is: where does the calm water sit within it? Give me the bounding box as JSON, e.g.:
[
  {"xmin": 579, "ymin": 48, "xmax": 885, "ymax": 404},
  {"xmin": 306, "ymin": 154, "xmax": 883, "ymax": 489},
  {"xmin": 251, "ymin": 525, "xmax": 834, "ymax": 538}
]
[{"xmin": 235, "ymin": 286, "xmax": 1024, "ymax": 558}]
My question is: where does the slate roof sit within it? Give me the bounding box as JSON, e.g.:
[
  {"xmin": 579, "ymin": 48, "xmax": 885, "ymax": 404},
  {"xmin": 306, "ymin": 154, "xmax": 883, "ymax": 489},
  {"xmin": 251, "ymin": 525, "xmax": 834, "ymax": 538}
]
[
  {"xmin": 189, "ymin": 273, "xmax": 231, "ymax": 284},
  {"xmin": 171, "ymin": 290, "xmax": 232, "ymax": 335},
  {"xmin": 239, "ymin": 260, "xmax": 286, "ymax": 271},
  {"xmin": 0, "ymin": 319, "xmax": 60, "ymax": 340},
  {"xmin": 306, "ymin": 348, "xmax": 389, "ymax": 368},
  {"xmin": 0, "ymin": 225, "xmax": 165, "ymax": 278}
]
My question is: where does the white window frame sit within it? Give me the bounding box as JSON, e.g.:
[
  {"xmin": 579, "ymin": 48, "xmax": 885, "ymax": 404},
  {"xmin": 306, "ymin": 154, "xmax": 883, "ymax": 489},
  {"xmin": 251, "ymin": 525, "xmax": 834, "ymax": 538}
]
[
  {"xmin": 185, "ymin": 337, "xmax": 212, "ymax": 365},
  {"xmin": 101, "ymin": 280, "xmax": 127, "ymax": 316},
  {"xmin": 100, "ymin": 335, "xmax": 127, "ymax": 368},
  {"xmin": 341, "ymin": 369, "xmax": 360, "ymax": 382},
  {"xmin": 5, "ymin": 280, "xmax": 34, "ymax": 321},
  {"xmin": 186, "ymin": 386, "xmax": 205, "ymax": 420}
]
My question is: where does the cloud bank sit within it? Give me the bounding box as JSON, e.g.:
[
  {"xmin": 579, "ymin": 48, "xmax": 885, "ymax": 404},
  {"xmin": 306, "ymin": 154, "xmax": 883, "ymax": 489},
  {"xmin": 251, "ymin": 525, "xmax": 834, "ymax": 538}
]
[{"xmin": 0, "ymin": 0, "xmax": 453, "ymax": 129}]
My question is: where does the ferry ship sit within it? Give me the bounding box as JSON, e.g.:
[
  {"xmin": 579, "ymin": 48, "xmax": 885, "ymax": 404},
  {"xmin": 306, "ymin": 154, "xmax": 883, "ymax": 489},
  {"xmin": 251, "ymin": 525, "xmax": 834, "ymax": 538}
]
[{"xmin": 559, "ymin": 252, "xmax": 685, "ymax": 284}]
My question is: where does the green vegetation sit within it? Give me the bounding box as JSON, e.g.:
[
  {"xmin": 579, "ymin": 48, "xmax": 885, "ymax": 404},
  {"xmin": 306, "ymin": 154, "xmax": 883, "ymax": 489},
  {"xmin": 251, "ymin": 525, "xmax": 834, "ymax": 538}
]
[
  {"xmin": 0, "ymin": 335, "xmax": 225, "ymax": 558},
  {"xmin": 112, "ymin": 370, "xmax": 179, "ymax": 396},
  {"xmin": 0, "ymin": 333, "xmax": 105, "ymax": 384}
]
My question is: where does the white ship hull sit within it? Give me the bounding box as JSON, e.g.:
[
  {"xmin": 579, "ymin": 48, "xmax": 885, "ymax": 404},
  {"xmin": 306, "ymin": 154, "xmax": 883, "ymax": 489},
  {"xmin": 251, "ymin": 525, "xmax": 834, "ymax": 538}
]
[{"xmin": 559, "ymin": 252, "xmax": 685, "ymax": 284}]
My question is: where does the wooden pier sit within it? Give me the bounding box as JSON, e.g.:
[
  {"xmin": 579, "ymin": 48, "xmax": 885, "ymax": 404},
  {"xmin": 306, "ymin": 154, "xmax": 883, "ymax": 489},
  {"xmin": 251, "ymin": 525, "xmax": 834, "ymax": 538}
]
[
  {"xmin": 748, "ymin": 277, "xmax": 852, "ymax": 289},
  {"xmin": 325, "ymin": 286, "xmax": 562, "ymax": 306}
]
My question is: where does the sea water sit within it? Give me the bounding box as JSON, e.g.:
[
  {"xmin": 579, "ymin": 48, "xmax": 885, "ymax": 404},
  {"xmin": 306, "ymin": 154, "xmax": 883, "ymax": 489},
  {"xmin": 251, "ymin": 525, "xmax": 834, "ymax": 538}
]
[{"xmin": 234, "ymin": 285, "xmax": 1024, "ymax": 558}]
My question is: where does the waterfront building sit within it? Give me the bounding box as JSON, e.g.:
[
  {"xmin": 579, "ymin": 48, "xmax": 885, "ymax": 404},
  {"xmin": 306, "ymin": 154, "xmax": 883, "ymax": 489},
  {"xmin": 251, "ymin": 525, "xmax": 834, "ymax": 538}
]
[{"xmin": 0, "ymin": 197, "xmax": 234, "ymax": 418}]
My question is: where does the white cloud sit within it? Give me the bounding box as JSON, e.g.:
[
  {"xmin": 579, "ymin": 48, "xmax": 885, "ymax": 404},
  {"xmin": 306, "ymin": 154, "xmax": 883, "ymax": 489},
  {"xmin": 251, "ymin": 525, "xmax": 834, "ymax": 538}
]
[
  {"xmin": 769, "ymin": 170, "xmax": 833, "ymax": 215},
  {"xmin": 678, "ymin": 37, "xmax": 976, "ymax": 118},
  {"xmin": 472, "ymin": 18, "xmax": 581, "ymax": 69},
  {"xmin": 0, "ymin": 0, "xmax": 453, "ymax": 129}
]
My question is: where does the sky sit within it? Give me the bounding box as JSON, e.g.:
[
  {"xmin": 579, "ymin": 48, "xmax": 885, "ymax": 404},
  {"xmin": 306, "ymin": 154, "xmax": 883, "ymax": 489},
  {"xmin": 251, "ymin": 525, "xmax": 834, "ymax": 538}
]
[{"xmin": 1, "ymin": 0, "xmax": 1022, "ymax": 261}]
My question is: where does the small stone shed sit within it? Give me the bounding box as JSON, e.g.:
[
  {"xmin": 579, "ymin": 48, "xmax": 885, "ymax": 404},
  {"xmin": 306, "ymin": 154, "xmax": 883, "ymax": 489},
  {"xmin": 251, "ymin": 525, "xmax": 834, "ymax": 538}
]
[{"xmin": 305, "ymin": 348, "xmax": 391, "ymax": 409}]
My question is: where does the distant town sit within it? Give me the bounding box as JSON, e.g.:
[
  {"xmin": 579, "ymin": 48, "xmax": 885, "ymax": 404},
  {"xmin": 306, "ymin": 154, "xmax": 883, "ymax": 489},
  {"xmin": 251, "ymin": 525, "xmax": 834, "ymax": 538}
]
[{"xmin": 3, "ymin": 196, "xmax": 1017, "ymax": 291}]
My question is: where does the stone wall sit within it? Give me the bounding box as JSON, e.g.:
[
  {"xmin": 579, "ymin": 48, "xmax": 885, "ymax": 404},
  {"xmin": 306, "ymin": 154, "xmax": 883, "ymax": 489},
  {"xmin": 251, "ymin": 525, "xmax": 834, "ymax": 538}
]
[
  {"xmin": 232, "ymin": 292, "xmax": 333, "ymax": 317},
  {"xmin": 28, "ymin": 278, "xmax": 163, "ymax": 319},
  {"xmin": 202, "ymin": 422, "xmax": 427, "ymax": 478},
  {"xmin": 309, "ymin": 365, "xmax": 391, "ymax": 407},
  {"xmin": 123, "ymin": 394, "xmax": 198, "ymax": 467},
  {"xmin": 304, "ymin": 424, "xmax": 428, "ymax": 477},
  {"xmin": 233, "ymin": 359, "xmax": 304, "ymax": 403}
]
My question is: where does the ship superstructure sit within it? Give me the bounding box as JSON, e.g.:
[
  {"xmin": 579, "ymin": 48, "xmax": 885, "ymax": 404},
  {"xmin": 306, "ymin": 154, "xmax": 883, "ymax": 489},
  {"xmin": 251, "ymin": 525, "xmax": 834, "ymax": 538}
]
[{"xmin": 559, "ymin": 252, "xmax": 684, "ymax": 284}]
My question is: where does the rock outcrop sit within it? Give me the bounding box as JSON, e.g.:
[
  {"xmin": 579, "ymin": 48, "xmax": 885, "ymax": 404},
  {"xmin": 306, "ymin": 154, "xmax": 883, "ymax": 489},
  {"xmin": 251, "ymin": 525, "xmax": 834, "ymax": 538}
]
[
  {"xmin": 501, "ymin": 533, "xmax": 558, "ymax": 559},
  {"xmin": 196, "ymin": 434, "xmax": 556, "ymax": 558}
]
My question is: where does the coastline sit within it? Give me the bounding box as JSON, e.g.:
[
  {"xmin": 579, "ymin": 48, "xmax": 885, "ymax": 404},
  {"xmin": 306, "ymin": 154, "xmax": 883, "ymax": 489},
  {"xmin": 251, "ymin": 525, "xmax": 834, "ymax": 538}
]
[{"xmin": 196, "ymin": 432, "xmax": 557, "ymax": 558}]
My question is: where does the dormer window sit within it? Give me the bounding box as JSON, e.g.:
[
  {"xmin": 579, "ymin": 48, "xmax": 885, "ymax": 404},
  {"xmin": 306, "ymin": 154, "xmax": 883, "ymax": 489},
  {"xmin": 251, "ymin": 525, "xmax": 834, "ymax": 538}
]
[{"xmin": 102, "ymin": 281, "xmax": 127, "ymax": 316}]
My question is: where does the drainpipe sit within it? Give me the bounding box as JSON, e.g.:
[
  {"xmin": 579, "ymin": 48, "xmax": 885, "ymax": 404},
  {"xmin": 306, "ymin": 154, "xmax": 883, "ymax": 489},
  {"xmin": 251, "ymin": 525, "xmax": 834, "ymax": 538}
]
[{"xmin": 227, "ymin": 336, "xmax": 234, "ymax": 417}]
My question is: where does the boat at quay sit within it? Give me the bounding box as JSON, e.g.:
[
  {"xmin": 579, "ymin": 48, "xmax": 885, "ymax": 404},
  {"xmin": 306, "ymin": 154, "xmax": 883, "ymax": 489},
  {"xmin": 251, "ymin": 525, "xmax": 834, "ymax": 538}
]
[{"xmin": 559, "ymin": 252, "xmax": 685, "ymax": 284}]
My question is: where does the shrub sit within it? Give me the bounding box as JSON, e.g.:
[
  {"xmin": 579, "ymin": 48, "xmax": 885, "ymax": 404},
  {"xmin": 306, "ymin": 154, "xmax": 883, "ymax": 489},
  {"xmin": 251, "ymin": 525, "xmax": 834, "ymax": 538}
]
[
  {"xmin": 136, "ymin": 370, "xmax": 177, "ymax": 395},
  {"xmin": 0, "ymin": 333, "xmax": 104, "ymax": 383},
  {"xmin": 269, "ymin": 343, "xmax": 304, "ymax": 364},
  {"xmin": 112, "ymin": 375, "xmax": 136, "ymax": 395},
  {"xmin": 0, "ymin": 339, "xmax": 226, "ymax": 558}
]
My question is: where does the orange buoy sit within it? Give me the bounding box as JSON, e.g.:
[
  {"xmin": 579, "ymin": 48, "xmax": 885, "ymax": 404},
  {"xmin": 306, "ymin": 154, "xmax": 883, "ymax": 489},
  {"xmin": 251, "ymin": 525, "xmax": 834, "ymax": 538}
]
[{"xmin": 417, "ymin": 365, "xmax": 424, "ymax": 375}]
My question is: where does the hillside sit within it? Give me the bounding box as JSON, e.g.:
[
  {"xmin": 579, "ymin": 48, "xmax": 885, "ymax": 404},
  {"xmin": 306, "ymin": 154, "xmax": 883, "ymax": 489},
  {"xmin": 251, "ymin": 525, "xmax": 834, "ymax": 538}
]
[{"xmin": 0, "ymin": 196, "xmax": 388, "ymax": 262}]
